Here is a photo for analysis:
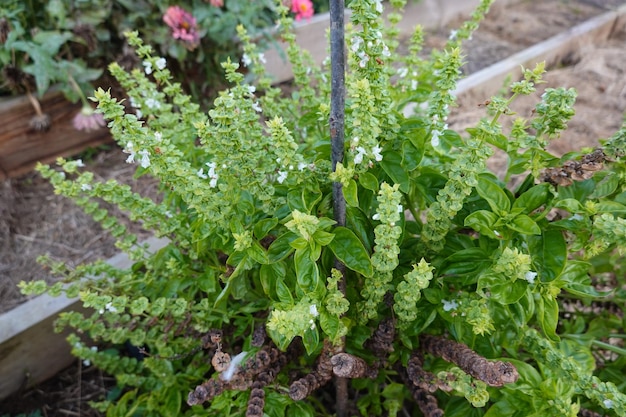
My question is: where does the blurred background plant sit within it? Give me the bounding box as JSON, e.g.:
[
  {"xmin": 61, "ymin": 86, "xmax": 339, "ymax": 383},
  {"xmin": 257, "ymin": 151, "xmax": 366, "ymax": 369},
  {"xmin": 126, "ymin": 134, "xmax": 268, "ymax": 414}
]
[{"xmin": 0, "ymin": 0, "xmax": 326, "ymax": 130}]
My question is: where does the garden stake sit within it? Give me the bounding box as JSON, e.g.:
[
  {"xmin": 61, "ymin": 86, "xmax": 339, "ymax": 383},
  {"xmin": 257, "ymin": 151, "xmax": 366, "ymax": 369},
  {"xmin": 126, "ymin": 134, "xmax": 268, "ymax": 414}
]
[{"xmin": 329, "ymin": 0, "xmax": 348, "ymax": 415}]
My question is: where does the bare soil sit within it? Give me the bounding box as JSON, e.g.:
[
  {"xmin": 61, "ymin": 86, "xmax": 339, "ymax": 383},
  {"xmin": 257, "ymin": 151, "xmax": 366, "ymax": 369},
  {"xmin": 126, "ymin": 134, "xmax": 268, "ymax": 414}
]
[
  {"xmin": 0, "ymin": 147, "xmax": 160, "ymax": 315},
  {"xmin": 1, "ymin": 0, "xmax": 625, "ymax": 415}
]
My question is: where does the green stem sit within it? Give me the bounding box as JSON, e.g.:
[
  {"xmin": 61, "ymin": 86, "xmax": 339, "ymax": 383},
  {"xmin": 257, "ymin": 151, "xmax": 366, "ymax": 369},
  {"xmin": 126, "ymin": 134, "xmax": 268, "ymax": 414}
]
[
  {"xmin": 402, "ymin": 191, "xmax": 421, "ymax": 227},
  {"xmin": 67, "ymin": 73, "xmax": 90, "ymax": 107},
  {"xmin": 592, "ymin": 340, "xmax": 626, "ymax": 357}
]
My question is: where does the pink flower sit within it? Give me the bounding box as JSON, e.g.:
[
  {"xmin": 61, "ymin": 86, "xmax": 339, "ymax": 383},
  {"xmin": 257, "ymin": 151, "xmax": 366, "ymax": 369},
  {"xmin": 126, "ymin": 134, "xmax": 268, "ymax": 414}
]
[
  {"xmin": 209, "ymin": 0, "xmax": 223, "ymax": 7},
  {"xmin": 163, "ymin": 6, "xmax": 200, "ymax": 50},
  {"xmin": 291, "ymin": 0, "xmax": 314, "ymax": 21},
  {"xmin": 72, "ymin": 106, "xmax": 106, "ymax": 132}
]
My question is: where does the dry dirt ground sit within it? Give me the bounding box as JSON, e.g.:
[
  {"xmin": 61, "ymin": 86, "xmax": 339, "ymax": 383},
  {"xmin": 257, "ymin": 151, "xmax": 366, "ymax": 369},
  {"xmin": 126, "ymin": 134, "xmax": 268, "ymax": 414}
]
[{"xmin": 1, "ymin": 0, "xmax": 625, "ymax": 415}]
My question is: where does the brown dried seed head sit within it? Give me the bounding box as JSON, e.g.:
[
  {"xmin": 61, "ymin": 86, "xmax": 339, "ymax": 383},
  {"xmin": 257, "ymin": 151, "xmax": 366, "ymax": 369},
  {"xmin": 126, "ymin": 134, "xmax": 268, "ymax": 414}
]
[
  {"xmin": 228, "ymin": 373, "xmax": 249, "ymax": 391},
  {"xmin": 246, "ymin": 404, "xmax": 263, "ymax": 417},
  {"xmin": 289, "ymin": 380, "xmax": 309, "ymax": 401},
  {"xmin": 211, "ymin": 351, "xmax": 231, "ymax": 372},
  {"xmin": 411, "ymin": 385, "xmax": 444, "ymax": 417},
  {"xmin": 420, "ymin": 334, "xmax": 518, "ymax": 387},
  {"xmin": 0, "ymin": 18, "xmax": 9, "ymax": 44},
  {"xmin": 407, "ymin": 354, "xmax": 450, "ymax": 393},
  {"xmin": 331, "ymin": 353, "xmax": 372, "ymax": 378},
  {"xmin": 251, "ymin": 325, "xmax": 266, "ymax": 347},
  {"xmin": 186, "ymin": 378, "xmax": 225, "ymax": 405}
]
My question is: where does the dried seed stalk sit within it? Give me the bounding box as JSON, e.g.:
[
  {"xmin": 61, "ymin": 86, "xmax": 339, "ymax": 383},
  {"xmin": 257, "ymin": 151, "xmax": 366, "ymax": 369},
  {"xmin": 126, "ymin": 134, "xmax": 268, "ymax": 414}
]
[
  {"xmin": 251, "ymin": 324, "xmax": 267, "ymax": 347},
  {"xmin": 331, "ymin": 353, "xmax": 377, "ymax": 379},
  {"xmin": 408, "ymin": 382, "xmax": 445, "ymax": 417},
  {"xmin": 578, "ymin": 408, "xmax": 604, "ymax": 417},
  {"xmin": 540, "ymin": 149, "xmax": 606, "ymax": 186},
  {"xmin": 201, "ymin": 329, "xmax": 223, "ymax": 349},
  {"xmin": 366, "ymin": 317, "xmax": 395, "ymax": 365},
  {"xmin": 245, "ymin": 345, "xmax": 293, "ymax": 416},
  {"xmin": 420, "ymin": 334, "xmax": 519, "ymax": 387},
  {"xmin": 289, "ymin": 340, "xmax": 337, "ymax": 401},
  {"xmin": 188, "ymin": 341, "xmax": 293, "ymax": 407},
  {"xmin": 187, "ymin": 378, "xmax": 226, "ymax": 406},
  {"xmin": 211, "ymin": 350, "xmax": 231, "ymax": 372},
  {"xmin": 397, "ymin": 361, "xmax": 445, "ymax": 417},
  {"xmin": 406, "ymin": 353, "xmax": 451, "ymax": 393},
  {"xmin": 246, "ymin": 387, "xmax": 265, "ymax": 417}
]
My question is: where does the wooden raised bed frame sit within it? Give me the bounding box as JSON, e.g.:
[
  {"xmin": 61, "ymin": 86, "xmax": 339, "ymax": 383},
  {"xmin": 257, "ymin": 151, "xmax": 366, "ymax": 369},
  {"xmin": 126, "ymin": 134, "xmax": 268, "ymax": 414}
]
[
  {"xmin": 1, "ymin": 0, "xmax": 623, "ymax": 402},
  {"xmin": 0, "ymin": 91, "xmax": 112, "ymax": 180}
]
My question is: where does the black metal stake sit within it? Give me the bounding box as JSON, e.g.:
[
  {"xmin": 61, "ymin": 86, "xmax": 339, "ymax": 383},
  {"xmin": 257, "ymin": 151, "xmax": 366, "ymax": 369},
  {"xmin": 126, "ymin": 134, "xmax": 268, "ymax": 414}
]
[
  {"xmin": 330, "ymin": 0, "xmax": 346, "ymax": 228},
  {"xmin": 329, "ymin": 0, "xmax": 347, "ymax": 415}
]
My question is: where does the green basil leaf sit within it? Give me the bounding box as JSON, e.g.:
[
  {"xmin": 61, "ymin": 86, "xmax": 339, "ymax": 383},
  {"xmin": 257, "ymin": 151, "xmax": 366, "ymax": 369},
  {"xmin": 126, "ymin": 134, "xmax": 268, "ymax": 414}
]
[
  {"xmin": 538, "ymin": 294, "xmax": 559, "ymax": 342},
  {"xmin": 401, "ymin": 140, "xmax": 423, "ymax": 171},
  {"xmin": 313, "ymin": 230, "xmax": 335, "ymax": 246},
  {"xmin": 508, "ymin": 214, "xmax": 541, "ymax": 235},
  {"xmin": 477, "ymin": 273, "xmax": 528, "ymax": 304},
  {"xmin": 328, "ymin": 226, "xmax": 373, "ymax": 277},
  {"xmin": 528, "ymin": 229, "xmax": 567, "ymax": 282},
  {"xmin": 554, "ymin": 198, "xmax": 584, "ymax": 213},
  {"xmin": 561, "ymin": 260, "xmax": 612, "ymax": 299},
  {"xmin": 260, "ymin": 262, "xmax": 286, "ymax": 300},
  {"xmin": 346, "ymin": 206, "xmax": 374, "ymax": 252},
  {"xmin": 268, "ymin": 232, "xmax": 296, "ymax": 263},
  {"xmin": 290, "ymin": 237, "xmax": 309, "ymax": 251},
  {"xmin": 477, "ymin": 175, "xmax": 511, "ymax": 214},
  {"xmin": 344, "ymin": 179, "xmax": 359, "ymax": 207},
  {"xmin": 513, "ymin": 183, "xmax": 551, "ymax": 213},
  {"xmin": 320, "ymin": 312, "xmax": 341, "ymax": 343},
  {"xmin": 295, "ymin": 248, "xmax": 320, "ymax": 294},
  {"xmin": 380, "ymin": 151, "xmax": 410, "ymax": 193},
  {"xmin": 589, "ymin": 171, "xmax": 619, "ymax": 199},
  {"xmin": 275, "ymin": 278, "xmax": 294, "ymax": 305},
  {"xmin": 464, "ymin": 210, "xmax": 499, "ymax": 238},
  {"xmin": 439, "ymin": 248, "xmax": 491, "ymax": 278},
  {"xmin": 302, "ymin": 184, "xmax": 323, "ymax": 212},
  {"xmin": 254, "ymin": 217, "xmax": 278, "ymax": 239},
  {"xmin": 302, "ymin": 326, "xmax": 320, "ymax": 356},
  {"xmin": 595, "ymin": 201, "xmax": 626, "ymax": 214},
  {"xmin": 247, "ymin": 241, "xmax": 269, "ymax": 264},
  {"xmin": 359, "ymin": 172, "xmax": 379, "ymax": 192}
]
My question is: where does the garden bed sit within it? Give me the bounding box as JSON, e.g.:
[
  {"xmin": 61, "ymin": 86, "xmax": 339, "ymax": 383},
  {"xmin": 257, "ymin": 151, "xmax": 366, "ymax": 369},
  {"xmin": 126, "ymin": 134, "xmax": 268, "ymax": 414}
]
[{"xmin": 1, "ymin": 0, "xmax": 625, "ymax": 414}]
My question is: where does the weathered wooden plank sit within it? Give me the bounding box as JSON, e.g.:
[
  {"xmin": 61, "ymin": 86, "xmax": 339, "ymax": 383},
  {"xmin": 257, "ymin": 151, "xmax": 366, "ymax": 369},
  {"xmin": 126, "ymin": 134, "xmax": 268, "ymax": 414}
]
[
  {"xmin": 0, "ymin": 91, "xmax": 112, "ymax": 180},
  {"xmin": 0, "ymin": 237, "xmax": 169, "ymax": 401}
]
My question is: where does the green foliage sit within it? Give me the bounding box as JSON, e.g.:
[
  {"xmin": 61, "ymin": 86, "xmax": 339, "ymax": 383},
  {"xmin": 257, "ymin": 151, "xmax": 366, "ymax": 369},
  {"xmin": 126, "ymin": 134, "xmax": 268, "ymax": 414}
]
[
  {"xmin": 24, "ymin": 0, "xmax": 626, "ymax": 415},
  {"xmin": 0, "ymin": 0, "xmax": 321, "ymax": 105}
]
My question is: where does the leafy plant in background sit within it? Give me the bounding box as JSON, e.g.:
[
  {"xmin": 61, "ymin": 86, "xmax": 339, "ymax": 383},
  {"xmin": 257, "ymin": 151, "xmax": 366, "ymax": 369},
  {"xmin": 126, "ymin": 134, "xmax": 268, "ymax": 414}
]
[
  {"xmin": 21, "ymin": 0, "xmax": 626, "ymax": 416},
  {"xmin": 0, "ymin": 0, "xmax": 323, "ymax": 132}
]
